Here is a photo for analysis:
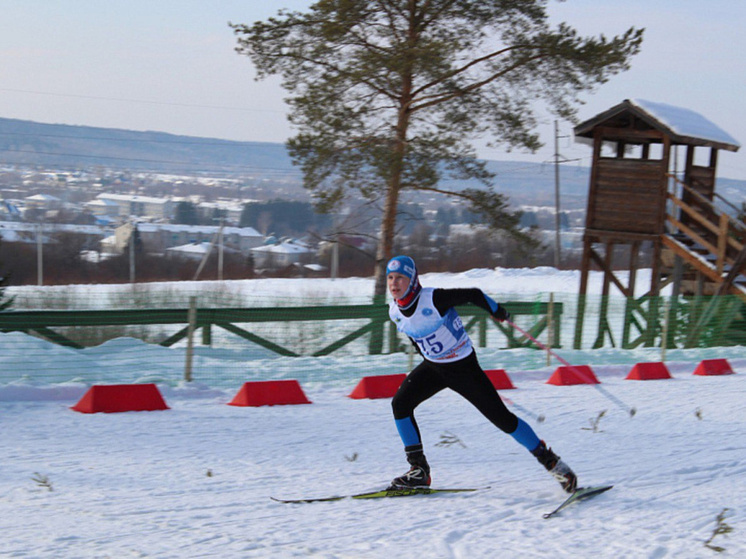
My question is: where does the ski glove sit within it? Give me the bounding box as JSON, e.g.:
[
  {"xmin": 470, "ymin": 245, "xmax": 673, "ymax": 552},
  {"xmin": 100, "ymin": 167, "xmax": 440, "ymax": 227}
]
[{"xmin": 493, "ymin": 305, "xmax": 511, "ymax": 323}]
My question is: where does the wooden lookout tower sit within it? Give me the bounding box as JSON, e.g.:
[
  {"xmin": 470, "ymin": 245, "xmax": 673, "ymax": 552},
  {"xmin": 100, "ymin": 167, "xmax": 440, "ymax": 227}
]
[{"xmin": 572, "ymin": 99, "xmax": 744, "ymax": 349}]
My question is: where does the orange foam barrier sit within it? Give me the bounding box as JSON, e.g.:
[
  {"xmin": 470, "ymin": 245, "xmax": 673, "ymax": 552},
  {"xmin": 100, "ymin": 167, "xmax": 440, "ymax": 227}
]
[
  {"xmin": 71, "ymin": 383, "xmax": 169, "ymax": 414},
  {"xmin": 349, "ymin": 374, "xmax": 407, "ymax": 400},
  {"xmin": 228, "ymin": 380, "xmax": 311, "ymax": 407}
]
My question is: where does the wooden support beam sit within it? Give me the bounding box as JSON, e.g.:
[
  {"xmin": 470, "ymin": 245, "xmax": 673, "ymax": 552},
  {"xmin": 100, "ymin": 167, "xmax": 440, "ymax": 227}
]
[
  {"xmin": 589, "ymin": 248, "xmax": 630, "ymax": 297},
  {"xmin": 715, "ymin": 244, "xmax": 746, "ymax": 297}
]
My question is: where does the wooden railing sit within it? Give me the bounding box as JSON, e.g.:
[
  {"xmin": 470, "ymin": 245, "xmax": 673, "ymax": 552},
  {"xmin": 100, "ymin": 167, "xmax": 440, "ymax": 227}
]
[
  {"xmin": 0, "ymin": 301, "xmax": 562, "ymax": 355},
  {"xmin": 663, "ymin": 174, "xmax": 746, "ymax": 297}
]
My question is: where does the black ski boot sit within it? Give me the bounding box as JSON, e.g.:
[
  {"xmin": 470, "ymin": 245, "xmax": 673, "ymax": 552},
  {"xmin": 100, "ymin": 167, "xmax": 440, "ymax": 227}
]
[
  {"xmin": 388, "ymin": 444, "xmax": 431, "ymax": 490},
  {"xmin": 532, "ymin": 440, "xmax": 577, "ymax": 493}
]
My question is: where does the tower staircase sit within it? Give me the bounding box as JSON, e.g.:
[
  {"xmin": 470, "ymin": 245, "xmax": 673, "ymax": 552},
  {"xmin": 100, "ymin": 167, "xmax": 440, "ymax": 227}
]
[
  {"xmin": 661, "ymin": 175, "xmax": 746, "ymax": 300},
  {"xmin": 660, "ymin": 176, "xmax": 746, "ymax": 347}
]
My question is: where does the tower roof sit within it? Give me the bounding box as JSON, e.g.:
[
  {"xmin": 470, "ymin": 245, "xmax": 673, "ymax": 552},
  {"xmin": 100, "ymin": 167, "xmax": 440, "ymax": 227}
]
[{"xmin": 574, "ymin": 99, "xmax": 740, "ymax": 152}]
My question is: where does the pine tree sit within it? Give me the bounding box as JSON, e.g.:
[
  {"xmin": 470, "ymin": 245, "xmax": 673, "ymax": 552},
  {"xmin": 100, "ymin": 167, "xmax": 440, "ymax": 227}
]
[{"xmin": 232, "ymin": 1, "xmax": 644, "ymax": 296}]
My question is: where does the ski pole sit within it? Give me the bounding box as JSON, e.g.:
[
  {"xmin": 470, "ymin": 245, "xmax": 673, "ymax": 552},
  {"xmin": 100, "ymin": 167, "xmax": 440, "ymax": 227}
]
[
  {"xmin": 501, "ymin": 395, "xmax": 546, "ymax": 423},
  {"xmin": 500, "ymin": 317, "xmax": 637, "ymax": 417}
]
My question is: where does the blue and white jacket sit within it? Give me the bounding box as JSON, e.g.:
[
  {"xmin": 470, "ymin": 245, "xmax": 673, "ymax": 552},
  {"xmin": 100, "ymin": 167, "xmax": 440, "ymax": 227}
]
[{"xmin": 389, "ymin": 287, "xmax": 504, "ymax": 363}]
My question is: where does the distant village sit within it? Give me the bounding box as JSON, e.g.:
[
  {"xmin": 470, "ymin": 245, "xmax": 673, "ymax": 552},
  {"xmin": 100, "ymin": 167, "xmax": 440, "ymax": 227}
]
[
  {"xmin": 0, "ymin": 166, "xmax": 330, "ymax": 276},
  {"xmin": 0, "ymin": 164, "xmax": 586, "ymax": 285}
]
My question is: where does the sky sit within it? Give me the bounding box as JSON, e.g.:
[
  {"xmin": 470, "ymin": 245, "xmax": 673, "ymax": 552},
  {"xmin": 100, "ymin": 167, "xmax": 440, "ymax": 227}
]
[{"xmin": 1, "ymin": 1, "xmax": 745, "ymax": 181}]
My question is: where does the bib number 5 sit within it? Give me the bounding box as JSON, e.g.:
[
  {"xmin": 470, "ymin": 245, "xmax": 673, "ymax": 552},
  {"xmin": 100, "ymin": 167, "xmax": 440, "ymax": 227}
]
[{"xmin": 417, "ymin": 333, "xmax": 444, "ymax": 355}]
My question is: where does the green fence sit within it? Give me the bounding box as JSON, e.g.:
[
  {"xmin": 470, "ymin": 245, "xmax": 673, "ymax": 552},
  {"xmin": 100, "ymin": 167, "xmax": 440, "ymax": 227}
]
[
  {"xmin": 0, "ymin": 301, "xmax": 561, "ymax": 355},
  {"xmin": 0, "ymin": 282, "xmax": 743, "ymax": 388},
  {"xmin": 573, "ymin": 293, "xmax": 746, "ymax": 350}
]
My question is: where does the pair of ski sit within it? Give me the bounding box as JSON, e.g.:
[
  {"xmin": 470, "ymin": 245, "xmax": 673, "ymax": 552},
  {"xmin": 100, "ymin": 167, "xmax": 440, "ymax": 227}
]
[{"xmin": 272, "ymin": 484, "xmax": 613, "ymax": 518}]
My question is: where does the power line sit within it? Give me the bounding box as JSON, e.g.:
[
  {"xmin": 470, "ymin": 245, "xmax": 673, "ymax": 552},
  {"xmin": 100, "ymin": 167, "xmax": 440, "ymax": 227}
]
[
  {"xmin": 552, "ymin": 120, "xmax": 581, "ymax": 268},
  {"xmin": 0, "ymin": 87, "xmax": 285, "ymax": 114},
  {"xmin": 0, "ymin": 130, "xmax": 281, "ymax": 147}
]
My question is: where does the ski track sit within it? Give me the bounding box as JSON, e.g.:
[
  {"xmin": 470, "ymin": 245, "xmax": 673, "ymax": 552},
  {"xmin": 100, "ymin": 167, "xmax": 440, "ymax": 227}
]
[
  {"xmin": 1, "ymin": 370, "xmax": 744, "ymax": 558},
  {"xmin": 3, "ymin": 271, "xmax": 745, "ymax": 557}
]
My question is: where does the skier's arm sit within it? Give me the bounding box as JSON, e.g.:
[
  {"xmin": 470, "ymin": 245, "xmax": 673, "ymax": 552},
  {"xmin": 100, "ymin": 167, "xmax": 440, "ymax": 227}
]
[{"xmin": 432, "ymin": 288, "xmax": 511, "ymax": 322}]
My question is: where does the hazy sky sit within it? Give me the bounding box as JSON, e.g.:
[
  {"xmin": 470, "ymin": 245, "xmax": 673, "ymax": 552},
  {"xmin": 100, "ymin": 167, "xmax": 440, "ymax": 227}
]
[{"xmin": 2, "ymin": 1, "xmax": 745, "ymax": 180}]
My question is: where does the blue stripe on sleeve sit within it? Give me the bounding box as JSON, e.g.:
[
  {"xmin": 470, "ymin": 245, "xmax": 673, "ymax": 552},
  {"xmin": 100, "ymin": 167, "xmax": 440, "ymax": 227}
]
[{"xmin": 483, "ymin": 293, "xmax": 499, "ymax": 314}]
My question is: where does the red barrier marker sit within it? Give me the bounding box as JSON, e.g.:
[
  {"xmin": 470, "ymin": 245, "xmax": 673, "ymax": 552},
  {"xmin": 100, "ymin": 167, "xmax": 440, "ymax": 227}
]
[
  {"xmin": 349, "ymin": 374, "xmax": 406, "ymax": 400},
  {"xmin": 693, "ymin": 359, "xmax": 734, "ymax": 376},
  {"xmin": 626, "ymin": 362, "xmax": 672, "ymax": 381},
  {"xmin": 547, "ymin": 365, "xmax": 600, "ymax": 386},
  {"xmin": 484, "ymin": 369, "xmax": 516, "ymax": 390},
  {"xmin": 71, "ymin": 383, "xmax": 169, "ymax": 413},
  {"xmin": 228, "ymin": 380, "xmax": 311, "ymax": 407}
]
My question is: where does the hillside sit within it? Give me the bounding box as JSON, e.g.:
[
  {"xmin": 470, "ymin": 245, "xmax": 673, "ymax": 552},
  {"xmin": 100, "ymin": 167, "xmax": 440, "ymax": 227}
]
[
  {"xmin": 0, "ymin": 117, "xmax": 294, "ymax": 175},
  {"xmin": 1, "ymin": 117, "xmax": 744, "ymax": 210}
]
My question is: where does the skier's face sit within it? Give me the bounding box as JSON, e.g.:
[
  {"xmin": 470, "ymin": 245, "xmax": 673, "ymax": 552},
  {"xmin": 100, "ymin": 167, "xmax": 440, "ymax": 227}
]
[{"xmin": 387, "ymin": 272, "xmax": 410, "ymax": 299}]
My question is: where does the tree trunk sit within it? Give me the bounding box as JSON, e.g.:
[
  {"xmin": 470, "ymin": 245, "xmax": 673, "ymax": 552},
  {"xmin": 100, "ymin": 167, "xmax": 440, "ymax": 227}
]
[
  {"xmin": 373, "ymin": 181, "xmax": 401, "ymax": 299},
  {"xmin": 369, "ymin": 176, "xmax": 401, "ymax": 354},
  {"xmin": 372, "ymin": 9, "xmax": 417, "ymax": 300}
]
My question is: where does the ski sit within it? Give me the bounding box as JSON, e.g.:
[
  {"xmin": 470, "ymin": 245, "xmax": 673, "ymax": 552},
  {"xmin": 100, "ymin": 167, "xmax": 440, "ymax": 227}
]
[
  {"xmin": 542, "ymin": 485, "xmax": 613, "ymax": 519},
  {"xmin": 271, "ymin": 486, "xmax": 487, "ymax": 504}
]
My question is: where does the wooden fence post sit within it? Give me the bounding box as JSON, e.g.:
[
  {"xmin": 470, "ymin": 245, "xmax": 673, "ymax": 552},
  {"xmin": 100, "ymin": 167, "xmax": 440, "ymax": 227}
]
[{"xmin": 185, "ymin": 296, "xmax": 197, "ymax": 382}]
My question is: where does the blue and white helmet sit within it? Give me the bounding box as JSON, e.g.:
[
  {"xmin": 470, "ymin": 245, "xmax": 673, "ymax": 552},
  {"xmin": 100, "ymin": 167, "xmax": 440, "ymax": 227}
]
[{"xmin": 386, "ymin": 255, "xmax": 422, "ymax": 308}]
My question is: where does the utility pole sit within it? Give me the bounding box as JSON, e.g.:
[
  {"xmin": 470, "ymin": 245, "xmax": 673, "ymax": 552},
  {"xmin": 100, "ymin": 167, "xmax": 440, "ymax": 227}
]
[
  {"xmin": 129, "ymin": 222, "xmax": 136, "ymax": 283},
  {"xmin": 193, "ymin": 220, "xmax": 225, "ymax": 281},
  {"xmin": 553, "ymin": 121, "xmax": 561, "ymax": 269},
  {"xmin": 36, "ymin": 222, "xmax": 43, "ymax": 286},
  {"xmin": 217, "ymin": 219, "xmax": 224, "ymax": 281},
  {"xmin": 331, "ymin": 239, "xmax": 339, "ymax": 280},
  {"xmin": 553, "ymin": 121, "xmax": 581, "ymax": 269}
]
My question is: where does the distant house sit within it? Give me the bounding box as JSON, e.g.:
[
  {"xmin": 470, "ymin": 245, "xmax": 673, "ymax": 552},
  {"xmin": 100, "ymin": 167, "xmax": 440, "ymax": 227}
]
[
  {"xmin": 448, "ymin": 223, "xmax": 490, "ymax": 238},
  {"xmin": 165, "ymin": 241, "xmax": 241, "ymax": 261},
  {"xmin": 0, "ymin": 220, "xmax": 110, "ymax": 246},
  {"xmin": 94, "ymin": 193, "xmax": 175, "ymax": 221},
  {"xmin": 85, "ymin": 197, "xmax": 121, "ymax": 219},
  {"xmin": 24, "ymin": 193, "xmax": 62, "ymax": 211},
  {"xmin": 113, "ymin": 222, "xmax": 264, "ymax": 256},
  {"xmin": 195, "ymin": 200, "xmax": 246, "ymax": 225},
  {"xmin": 250, "ymin": 239, "xmax": 315, "ymax": 269}
]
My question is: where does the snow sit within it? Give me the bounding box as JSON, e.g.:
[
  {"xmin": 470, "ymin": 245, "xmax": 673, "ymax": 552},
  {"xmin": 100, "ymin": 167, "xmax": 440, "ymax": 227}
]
[
  {"xmin": 135, "ymin": 222, "xmax": 263, "ymax": 238},
  {"xmin": 1, "ymin": 269, "xmax": 745, "ymax": 558},
  {"xmin": 165, "ymin": 241, "xmax": 240, "ymax": 259},
  {"xmin": 630, "ymin": 99, "xmax": 741, "ymax": 149}
]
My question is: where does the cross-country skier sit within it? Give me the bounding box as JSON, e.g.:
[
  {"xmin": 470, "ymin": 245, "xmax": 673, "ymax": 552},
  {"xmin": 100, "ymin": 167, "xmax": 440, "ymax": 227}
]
[{"xmin": 385, "ymin": 255, "xmax": 577, "ymax": 493}]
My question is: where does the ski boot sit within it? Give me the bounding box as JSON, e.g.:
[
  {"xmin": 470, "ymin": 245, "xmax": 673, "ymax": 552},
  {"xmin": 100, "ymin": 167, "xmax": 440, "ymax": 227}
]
[
  {"xmin": 388, "ymin": 444, "xmax": 431, "ymax": 490},
  {"xmin": 532, "ymin": 440, "xmax": 577, "ymax": 493}
]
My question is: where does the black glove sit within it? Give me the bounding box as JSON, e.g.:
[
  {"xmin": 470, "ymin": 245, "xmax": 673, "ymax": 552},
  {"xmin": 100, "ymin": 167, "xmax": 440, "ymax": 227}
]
[{"xmin": 493, "ymin": 305, "xmax": 511, "ymax": 323}]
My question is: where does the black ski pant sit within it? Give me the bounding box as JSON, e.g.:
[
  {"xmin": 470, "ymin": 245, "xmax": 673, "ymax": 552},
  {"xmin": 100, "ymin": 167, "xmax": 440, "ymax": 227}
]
[{"xmin": 391, "ymin": 351, "xmax": 518, "ymax": 445}]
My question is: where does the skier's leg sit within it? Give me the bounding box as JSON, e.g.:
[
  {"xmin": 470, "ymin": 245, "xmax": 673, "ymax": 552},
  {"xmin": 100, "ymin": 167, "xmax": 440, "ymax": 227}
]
[
  {"xmin": 444, "ymin": 353, "xmax": 578, "ymax": 492},
  {"xmin": 389, "ymin": 362, "xmax": 445, "ymax": 488},
  {"xmin": 442, "ymin": 352, "xmax": 519, "ymax": 434},
  {"xmin": 391, "ymin": 360, "xmax": 446, "ymax": 446}
]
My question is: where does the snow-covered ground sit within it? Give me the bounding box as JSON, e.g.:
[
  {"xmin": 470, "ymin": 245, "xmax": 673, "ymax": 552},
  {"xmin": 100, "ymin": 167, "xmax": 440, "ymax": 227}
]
[{"xmin": 1, "ymin": 268, "xmax": 745, "ymax": 557}]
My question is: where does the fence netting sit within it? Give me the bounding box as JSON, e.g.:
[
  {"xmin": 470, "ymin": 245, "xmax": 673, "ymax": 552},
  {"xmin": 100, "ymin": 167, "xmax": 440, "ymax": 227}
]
[{"xmin": 1, "ymin": 280, "xmax": 744, "ymax": 389}]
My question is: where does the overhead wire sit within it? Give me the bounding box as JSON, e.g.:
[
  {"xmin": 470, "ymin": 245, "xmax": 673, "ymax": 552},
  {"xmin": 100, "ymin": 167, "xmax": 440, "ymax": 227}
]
[{"xmin": 0, "ymin": 87, "xmax": 285, "ymax": 114}]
